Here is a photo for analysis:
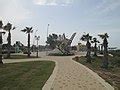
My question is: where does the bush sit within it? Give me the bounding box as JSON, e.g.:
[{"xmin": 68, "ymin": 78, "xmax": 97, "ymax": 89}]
[
  {"xmin": 110, "ymin": 56, "xmax": 120, "ymax": 67},
  {"xmin": 109, "ymin": 50, "xmax": 120, "ymax": 57},
  {"xmin": 48, "ymin": 53, "xmax": 74, "ymax": 56}
]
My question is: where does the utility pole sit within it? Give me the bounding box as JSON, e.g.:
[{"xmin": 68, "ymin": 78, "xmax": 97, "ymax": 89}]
[
  {"xmin": 46, "ymin": 24, "xmax": 49, "ymax": 55},
  {"xmin": 35, "ymin": 35, "xmax": 40, "ymax": 58}
]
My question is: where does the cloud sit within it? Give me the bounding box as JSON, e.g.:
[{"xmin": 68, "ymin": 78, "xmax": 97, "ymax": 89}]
[
  {"xmin": 96, "ymin": 0, "xmax": 120, "ymax": 13},
  {"xmin": 0, "ymin": 0, "xmax": 32, "ymax": 24},
  {"xmin": 33, "ymin": 0, "xmax": 73, "ymax": 6}
]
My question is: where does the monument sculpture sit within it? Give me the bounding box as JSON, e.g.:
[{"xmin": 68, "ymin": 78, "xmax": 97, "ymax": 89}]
[{"xmin": 50, "ymin": 33, "xmax": 76, "ymax": 55}]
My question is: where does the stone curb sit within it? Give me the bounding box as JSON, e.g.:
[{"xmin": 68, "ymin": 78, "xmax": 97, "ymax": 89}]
[{"xmin": 42, "ymin": 61, "xmax": 58, "ymax": 90}]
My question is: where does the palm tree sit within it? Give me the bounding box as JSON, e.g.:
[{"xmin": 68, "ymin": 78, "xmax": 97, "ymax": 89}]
[
  {"xmin": 3, "ymin": 22, "xmax": 15, "ymax": 58},
  {"xmin": 81, "ymin": 33, "xmax": 92, "ymax": 63},
  {"xmin": 0, "ymin": 20, "xmax": 5, "ymax": 64},
  {"xmin": 91, "ymin": 37, "xmax": 100, "ymax": 56},
  {"xmin": 98, "ymin": 33, "xmax": 109, "ymax": 68},
  {"xmin": 21, "ymin": 27, "xmax": 33, "ymax": 57}
]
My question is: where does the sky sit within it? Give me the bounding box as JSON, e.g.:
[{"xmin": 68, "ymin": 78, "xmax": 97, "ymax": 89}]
[{"xmin": 0, "ymin": 0, "xmax": 120, "ymax": 48}]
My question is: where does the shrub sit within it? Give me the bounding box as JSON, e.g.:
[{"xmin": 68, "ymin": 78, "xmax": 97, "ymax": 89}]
[
  {"xmin": 110, "ymin": 56, "xmax": 120, "ymax": 67},
  {"xmin": 48, "ymin": 53, "xmax": 74, "ymax": 56}
]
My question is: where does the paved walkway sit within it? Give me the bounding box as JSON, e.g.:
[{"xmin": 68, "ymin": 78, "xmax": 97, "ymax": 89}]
[
  {"xmin": 42, "ymin": 56, "xmax": 114, "ymax": 90},
  {"xmin": 3, "ymin": 53, "xmax": 114, "ymax": 90}
]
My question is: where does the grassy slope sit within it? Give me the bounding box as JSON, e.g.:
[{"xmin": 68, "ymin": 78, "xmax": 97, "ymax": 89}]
[
  {"xmin": 0, "ymin": 61, "xmax": 55, "ymax": 90},
  {"xmin": 73, "ymin": 56, "xmax": 120, "ymax": 90}
]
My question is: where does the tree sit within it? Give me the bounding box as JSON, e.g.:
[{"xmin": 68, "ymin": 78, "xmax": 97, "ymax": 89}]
[
  {"xmin": 98, "ymin": 33, "xmax": 109, "ymax": 68},
  {"xmin": 91, "ymin": 37, "xmax": 100, "ymax": 56},
  {"xmin": 0, "ymin": 20, "xmax": 5, "ymax": 64},
  {"xmin": 3, "ymin": 22, "xmax": 15, "ymax": 58},
  {"xmin": 81, "ymin": 33, "xmax": 92, "ymax": 63},
  {"xmin": 46, "ymin": 33, "xmax": 58, "ymax": 49},
  {"xmin": 21, "ymin": 27, "xmax": 33, "ymax": 57}
]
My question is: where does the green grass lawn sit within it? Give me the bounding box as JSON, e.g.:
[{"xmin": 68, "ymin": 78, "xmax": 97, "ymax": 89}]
[
  {"xmin": 73, "ymin": 56, "xmax": 120, "ymax": 90},
  {"xmin": 0, "ymin": 61, "xmax": 55, "ymax": 90},
  {"xmin": 3, "ymin": 55, "xmax": 39, "ymax": 59}
]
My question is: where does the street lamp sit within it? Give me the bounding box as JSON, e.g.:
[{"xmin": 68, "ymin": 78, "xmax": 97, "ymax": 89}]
[
  {"xmin": 0, "ymin": 20, "xmax": 5, "ymax": 64},
  {"xmin": 35, "ymin": 35, "xmax": 40, "ymax": 58},
  {"xmin": 32, "ymin": 30, "xmax": 38, "ymax": 53},
  {"xmin": 33, "ymin": 30, "xmax": 38, "ymax": 46},
  {"xmin": 47, "ymin": 24, "xmax": 49, "ymax": 38}
]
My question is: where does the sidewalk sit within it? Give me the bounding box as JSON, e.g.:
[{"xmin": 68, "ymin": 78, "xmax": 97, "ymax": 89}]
[{"xmin": 42, "ymin": 56, "xmax": 114, "ymax": 90}]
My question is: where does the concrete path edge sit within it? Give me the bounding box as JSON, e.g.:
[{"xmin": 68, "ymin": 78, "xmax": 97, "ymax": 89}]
[{"xmin": 42, "ymin": 61, "xmax": 58, "ymax": 90}]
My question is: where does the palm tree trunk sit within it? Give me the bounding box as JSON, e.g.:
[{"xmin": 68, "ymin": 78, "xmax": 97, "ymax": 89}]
[
  {"xmin": 94, "ymin": 43, "xmax": 97, "ymax": 56},
  {"xmin": 28, "ymin": 33, "xmax": 30, "ymax": 57},
  {"xmin": 101, "ymin": 44, "xmax": 103, "ymax": 53},
  {"xmin": 102, "ymin": 38, "xmax": 109, "ymax": 68},
  {"xmin": 7, "ymin": 31, "xmax": 11, "ymax": 58},
  {"xmin": 102, "ymin": 46, "xmax": 108, "ymax": 68},
  {"xmin": 86, "ymin": 41, "xmax": 91, "ymax": 63},
  {"xmin": 0, "ymin": 33, "xmax": 3, "ymax": 64}
]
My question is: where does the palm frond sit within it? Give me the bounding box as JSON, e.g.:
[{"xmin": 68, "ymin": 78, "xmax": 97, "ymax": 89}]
[
  {"xmin": 92, "ymin": 37, "xmax": 100, "ymax": 43},
  {"xmin": 12, "ymin": 26, "xmax": 16, "ymax": 30},
  {"xmin": 30, "ymin": 27, "xmax": 33, "ymax": 30},
  {"xmin": 26, "ymin": 27, "xmax": 29, "ymax": 30},
  {"xmin": 30, "ymin": 30, "xmax": 33, "ymax": 33},
  {"xmin": 3, "ymin": 23, "xmax": 12, "ymax": 31},
  {"xmin": 89, "ymin": 36, "xmax": 92, "ymax": 40},
  {"xmin": 21, "ymin": 29, "xmax": 27, "ymax": 32},
  {"xmin": 98, "ymin": 33, "xmax": 109, "ymax": 39},
  {"xmin": 21, "ymin": 27, "xmax": 33, "ymax": 34},
  {"xmin": 80, "ymin": 35, "xmax": 86, "ymax": 41},
  {"xmin": 81, "ymin": 33, "xmax": 92, "ymax": 41},
  {"xmin": 105, "ymin": 33, "xmax": 109, "ymax": 38},
  {"xmin": 98, "ymin": 34, "xmax": 104, "ymax": 39}
]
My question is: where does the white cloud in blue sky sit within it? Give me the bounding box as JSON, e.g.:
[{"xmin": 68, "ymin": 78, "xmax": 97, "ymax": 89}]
[
  {"xmin": 33, "ymin": 0, "xmax": 74, "ymax": 6},
  {"xmin": 0, "ymin": 0, "xmax": 32, "ymax": 23}
]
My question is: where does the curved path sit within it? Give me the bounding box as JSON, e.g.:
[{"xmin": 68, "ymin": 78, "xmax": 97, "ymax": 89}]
[
  {"xmin": 3, "ymin": 53, "xmax": 114, "ymax": 90},
  {"xmin": 42, "ymin": 56, "xmax": 114, "ymax": 90}
]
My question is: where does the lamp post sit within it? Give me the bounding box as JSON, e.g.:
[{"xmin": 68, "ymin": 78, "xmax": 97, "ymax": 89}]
[
  {"xmin": 0, "ymin": 20, "xmax": 5, "ymax": 64},
  {"xmin": 32, "ymin": 30, "xmax": 38, "ymax": 53},
  {"xmin": 35, "ymin": 35, "xmax": 40, "ymax": 58},
  {"xmin": 46, "ymin": 24, "xmax": 49, "ymax": 55}
]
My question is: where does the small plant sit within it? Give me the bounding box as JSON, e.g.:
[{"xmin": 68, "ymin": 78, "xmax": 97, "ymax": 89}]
[
  {"xmin": 110, "ymin": 56, "xmax": 120, "ymax": 67},
  {"xmin": 48, "ymin": 52, "xmax": 74, "ymax": 56}
]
